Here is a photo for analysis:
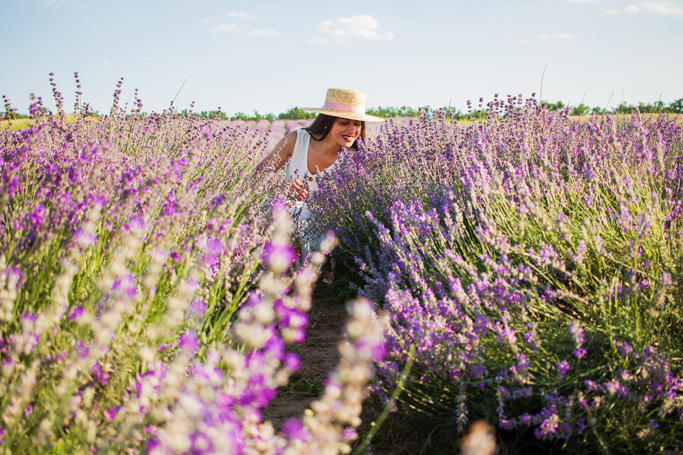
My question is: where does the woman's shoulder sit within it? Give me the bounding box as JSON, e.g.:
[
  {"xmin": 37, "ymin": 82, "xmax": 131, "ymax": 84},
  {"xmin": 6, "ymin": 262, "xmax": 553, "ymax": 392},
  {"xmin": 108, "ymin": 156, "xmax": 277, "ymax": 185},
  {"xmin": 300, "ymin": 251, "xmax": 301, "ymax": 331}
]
[
  {"xmin": 285, "ymin": 129, "xmax": 310, "ymax": 163},
  {"xmin": 280, "ymin": 130, "xmax": 301, "ymax": 150},
  {"xmin": 295, "ymin": 128, "xmax": 311, "ymax": 139}
]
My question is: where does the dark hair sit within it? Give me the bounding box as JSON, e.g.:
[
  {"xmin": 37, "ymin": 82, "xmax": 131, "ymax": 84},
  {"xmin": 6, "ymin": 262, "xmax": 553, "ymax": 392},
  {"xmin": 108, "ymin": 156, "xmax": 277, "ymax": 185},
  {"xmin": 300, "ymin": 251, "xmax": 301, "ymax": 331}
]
[{"xmin": 303, "ymin": 114, "xmax": 366, "ymax": 150}]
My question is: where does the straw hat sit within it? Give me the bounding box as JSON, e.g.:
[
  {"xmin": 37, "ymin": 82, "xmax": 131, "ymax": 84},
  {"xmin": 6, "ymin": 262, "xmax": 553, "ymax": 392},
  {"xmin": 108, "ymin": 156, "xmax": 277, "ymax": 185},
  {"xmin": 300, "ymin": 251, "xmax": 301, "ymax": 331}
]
[{"xmin": 302, "ymin": 88, "xmax": 385, "ymax": 122}]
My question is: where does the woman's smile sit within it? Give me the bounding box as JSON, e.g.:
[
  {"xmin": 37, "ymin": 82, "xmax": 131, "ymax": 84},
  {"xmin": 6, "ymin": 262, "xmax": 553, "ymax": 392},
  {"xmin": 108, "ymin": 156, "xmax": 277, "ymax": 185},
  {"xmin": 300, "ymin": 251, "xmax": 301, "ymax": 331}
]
[{"xmin": 330, "ymin": 119, "xmax": 362, "ymax": 147}]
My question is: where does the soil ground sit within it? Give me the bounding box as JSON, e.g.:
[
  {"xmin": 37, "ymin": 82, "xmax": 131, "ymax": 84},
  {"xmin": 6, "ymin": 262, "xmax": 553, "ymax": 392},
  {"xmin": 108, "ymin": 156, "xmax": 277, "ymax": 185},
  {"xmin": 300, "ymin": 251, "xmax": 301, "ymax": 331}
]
[
  {"xmin": 262, "ymin": 278, "xmax": 350, "ymax": 429},
  {"xmin": 261, "ymin": 275, "xmax": 404, "ymax": 453}
]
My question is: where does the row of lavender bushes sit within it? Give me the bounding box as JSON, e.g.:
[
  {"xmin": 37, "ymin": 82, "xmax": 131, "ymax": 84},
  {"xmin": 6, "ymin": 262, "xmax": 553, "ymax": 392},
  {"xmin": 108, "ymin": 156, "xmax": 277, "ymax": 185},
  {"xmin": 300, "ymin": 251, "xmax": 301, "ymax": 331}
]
[
  {"xmin": 212, "ymin": 118, "xmax": 401, "ymax": 146},
  {"xmin": 310, "ymin": 97, "xmax": 683, "ymax": 453},
  {"xmin": 0, "ymin": 83, "xmax": 387, "ymax": 454},
  {"xmin": 215, "ymin": 119, "xmax": 313, "ymax": 146}
]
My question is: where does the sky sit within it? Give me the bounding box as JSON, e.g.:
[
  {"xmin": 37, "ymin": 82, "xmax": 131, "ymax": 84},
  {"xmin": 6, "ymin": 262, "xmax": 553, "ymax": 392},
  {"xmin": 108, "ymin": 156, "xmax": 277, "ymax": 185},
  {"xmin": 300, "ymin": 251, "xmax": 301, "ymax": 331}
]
[{"xmin": 1, "ymin": 0, "xmax": 682, "ymax": 116}]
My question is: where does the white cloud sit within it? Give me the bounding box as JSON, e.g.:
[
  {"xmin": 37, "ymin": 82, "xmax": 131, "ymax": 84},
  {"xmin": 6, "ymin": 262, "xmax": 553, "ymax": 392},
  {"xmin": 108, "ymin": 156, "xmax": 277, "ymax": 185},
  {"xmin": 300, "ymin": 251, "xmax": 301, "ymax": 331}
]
[
  {"xmin": 640, "ymin": 1, "xmax": 683, "ymax": 15},
  {"xmin": 202, "ymin": 18, "xmax": 210, "ymax": 23},
  {"xmin": 564, "ymin": 0, "xmax": 600, "ymax": 2},
  {"xmin": 227, "ymin": 12, "xmax": 256, "ymax": 18},
  {"xmin": 136, "ymin": 56, "xmax": 147, "ymax": 61},
  {"xmin": 101, "ymin": 59, "xmax": 111, "ymax": 64},
  {"xmin": 518, "ymin": 38, "xmax": 527, "ymax": 42},
  {"xmin": 625, "ymin": 5, "xmax": 641, "ymax": 12},
  {"xmin": 316, "ymin": 15, "xmax": 393, "ymax": 41},
  {"xmin": 605, "ymin": 9, "xmax": 622, "ymax": 13},
  {"xmin": 210, "ymin": 23, "xmax": 244, "ymax": 33},
  {"xmin": 247, "ymin": 29, "xmax": 279, "ymax": 35},
  {"xmin": 539, "ymin": 33, "xmax": 575, "ymax": 39}
]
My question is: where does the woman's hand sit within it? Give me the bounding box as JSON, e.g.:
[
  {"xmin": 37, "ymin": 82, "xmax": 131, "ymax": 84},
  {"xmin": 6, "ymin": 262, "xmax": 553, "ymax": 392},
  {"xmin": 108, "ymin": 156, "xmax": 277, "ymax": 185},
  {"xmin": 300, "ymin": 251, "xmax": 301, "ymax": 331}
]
[
  {"xmin": 255, "ymin": 132, "xmax": 295, "ymax": 174},
  {"xmin": 289, "ymin": 180, "xmax": 308, "ymax": 200}
]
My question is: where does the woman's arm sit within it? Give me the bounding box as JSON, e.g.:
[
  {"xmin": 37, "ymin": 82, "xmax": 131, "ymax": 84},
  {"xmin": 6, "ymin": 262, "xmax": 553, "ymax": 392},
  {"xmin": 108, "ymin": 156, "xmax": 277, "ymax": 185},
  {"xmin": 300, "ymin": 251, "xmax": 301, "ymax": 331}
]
[
  {"xmin": 256, "ymin": 131, "xmax": 308, "ymax": 200},
  {"xmin": 256, "ymin": 131, "xmax": 297, "ymax": 173}
]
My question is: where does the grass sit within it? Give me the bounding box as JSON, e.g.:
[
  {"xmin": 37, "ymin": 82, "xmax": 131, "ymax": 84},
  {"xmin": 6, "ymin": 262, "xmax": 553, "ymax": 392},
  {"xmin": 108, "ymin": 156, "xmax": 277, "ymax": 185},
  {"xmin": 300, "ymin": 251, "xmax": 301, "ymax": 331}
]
[
  {"xmin": 0, "ymin": 114, "xmax": 101, "ymax": 130},
  {"xmin": 569, "ymin": 112, "xmax": 683, "ymax": 123}
]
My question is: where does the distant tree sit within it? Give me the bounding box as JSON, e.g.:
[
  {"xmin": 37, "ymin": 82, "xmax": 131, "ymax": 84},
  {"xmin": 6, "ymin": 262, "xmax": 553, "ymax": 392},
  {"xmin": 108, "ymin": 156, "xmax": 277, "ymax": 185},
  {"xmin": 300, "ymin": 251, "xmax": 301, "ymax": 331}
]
[
  {"xmin": 278, "ymin": 107, "xmax": 316, "ymax": 120},
  {"xmin": 669, "ymin": 98, "xmax": 683, "ymax": 114},
  {"xmin": 366, "ymin": 106, "xmax": 398, "ymax": 118},
  {"xmin": 571, "ymin": 104, "xmax": 589, "ymax": 116},
  {"xmin": 197, "ymin": 110, "xmax": 227, "ymax": 120},
  {"xmin": 0, "ymin": 111, "xmax": 29, "ymax": 119},
  {"xmin": 449, "ymin": 108, "xmax": 465, "ymax": 120},
  {"xmin": 614, "ymin": 102, "xmax": 635, "ymax": 114},
  {"xmin": 634, "ymin": 102, "xmax": 665, "ymax": 114},
  {"xmin": 249, "ymin": 111, "xmax": 275, "ymax": 122},
  {"xmin": 365, "ymin": 106, "xmax": 431, "ymax": 118},
  {"xmin": 230, "ymin": 112, "xmax": 249, "ymax": 121},
  {"xmin": 155, "ymin": 97, "xmax": 683, "ymax": 125},
  {"xmin": 542, "ymin": 101, "xmax": 565, "ymax": 111}
]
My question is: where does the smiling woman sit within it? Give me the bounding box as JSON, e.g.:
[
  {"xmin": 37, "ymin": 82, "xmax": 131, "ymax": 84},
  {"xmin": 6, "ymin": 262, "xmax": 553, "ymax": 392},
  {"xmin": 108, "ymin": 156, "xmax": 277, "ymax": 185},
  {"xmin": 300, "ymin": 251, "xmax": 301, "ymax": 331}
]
[{"xmin": 257, "ymin": 87, "xmax": 384, "ymax": 281}]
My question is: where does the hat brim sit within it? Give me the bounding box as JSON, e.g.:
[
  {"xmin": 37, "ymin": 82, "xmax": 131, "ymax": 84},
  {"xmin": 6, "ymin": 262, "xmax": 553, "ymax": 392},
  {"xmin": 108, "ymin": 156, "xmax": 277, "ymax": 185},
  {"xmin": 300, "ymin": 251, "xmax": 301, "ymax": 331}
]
[{"xmin": 301, "ymin": 107, "xmax": 385, "ymax": 123}]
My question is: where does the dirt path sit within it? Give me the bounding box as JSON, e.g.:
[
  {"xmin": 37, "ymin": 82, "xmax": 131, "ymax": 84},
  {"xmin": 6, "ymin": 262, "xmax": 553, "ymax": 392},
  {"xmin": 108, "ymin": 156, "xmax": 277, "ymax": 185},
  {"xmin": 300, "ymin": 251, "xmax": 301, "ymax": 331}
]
[
  {"xmin": 263, "ymin": 283, "xmax": 348, "ymax": 428},
  {"xmin": 261, "ymin": 281, "xmax": 436, "ymax": 455},
  {"xmin": 261, "ymin": 279, "xmax": 408, "ymax": 454}
]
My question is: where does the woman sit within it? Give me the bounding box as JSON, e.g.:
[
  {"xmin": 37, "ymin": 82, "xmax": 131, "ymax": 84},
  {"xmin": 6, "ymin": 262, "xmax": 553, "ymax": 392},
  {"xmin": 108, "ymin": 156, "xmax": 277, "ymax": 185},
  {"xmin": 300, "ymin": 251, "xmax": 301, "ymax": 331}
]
[{"xmin": 257, "ymin": 87, "xmax": 384, "ymax": 281}]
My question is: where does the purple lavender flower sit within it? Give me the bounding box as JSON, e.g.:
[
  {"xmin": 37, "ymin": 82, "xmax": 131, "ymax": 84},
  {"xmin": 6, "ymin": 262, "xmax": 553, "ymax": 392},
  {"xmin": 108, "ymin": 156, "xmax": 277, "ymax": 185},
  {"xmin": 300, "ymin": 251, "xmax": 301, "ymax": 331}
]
[
  {"xmin": 282, "ymin": 418, "xmax": 310, "ymax": 442},
  {"xmin": 188, "ymin": 299, "xmax": 207, "ymax": 316},
  {"xmin": 179, "ymin": 331, "xmax": 199, "ymax": 353},
  {"xmin": 262, "ymin": 241, "xmax": 296, "ymax": 273},
  {"xmin": 556, "ymin": 360, "xmax": 570, "ymax": 376},
  {"xmin": 68, "ymin": 306, "xmax": 84, "ymax": 320},
  {"xmin": 284, "ymin": 352, "xmax": 300, "ymax": 371}
]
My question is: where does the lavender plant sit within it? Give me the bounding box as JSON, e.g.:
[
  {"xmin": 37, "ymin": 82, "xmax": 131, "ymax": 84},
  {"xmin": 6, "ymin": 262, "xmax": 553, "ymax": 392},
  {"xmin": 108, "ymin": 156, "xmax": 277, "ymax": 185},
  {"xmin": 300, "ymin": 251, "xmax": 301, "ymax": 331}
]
[
  {"xmin": 310, "ymin": 98, "xmax": 683, "ymax": 453},
  {"xmin": 0, "ymin": 82, "xmax": 387, "ymax": 453}
]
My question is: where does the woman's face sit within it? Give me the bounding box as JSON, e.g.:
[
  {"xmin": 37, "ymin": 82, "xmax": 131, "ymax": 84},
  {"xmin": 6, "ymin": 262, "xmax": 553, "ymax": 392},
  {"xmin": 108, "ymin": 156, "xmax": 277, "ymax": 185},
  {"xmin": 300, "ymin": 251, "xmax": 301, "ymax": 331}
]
[{"xmin": 328, "ymin": 117, "xmax": 362, "ymax": 148}]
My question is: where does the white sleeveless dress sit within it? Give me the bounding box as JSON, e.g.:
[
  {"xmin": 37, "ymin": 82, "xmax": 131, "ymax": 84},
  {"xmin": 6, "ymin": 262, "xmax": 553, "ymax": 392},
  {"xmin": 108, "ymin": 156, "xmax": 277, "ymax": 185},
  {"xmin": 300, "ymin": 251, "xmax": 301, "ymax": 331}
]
[{"xmin": 285, "ymin": 129, "xmax": 342, "ymax": 261}]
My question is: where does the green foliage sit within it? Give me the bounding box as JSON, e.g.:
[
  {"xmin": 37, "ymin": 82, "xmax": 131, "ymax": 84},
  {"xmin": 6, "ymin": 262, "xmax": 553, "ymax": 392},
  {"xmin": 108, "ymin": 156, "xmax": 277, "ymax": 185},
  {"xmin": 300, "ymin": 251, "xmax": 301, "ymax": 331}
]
[
  {"xmin": 278, "ymin": 107, "xmax": 316, "ymax": 120},
  {"xmin": 570, "ymin": 103, "xmax": 589, "ymax": 116},
  {"xmin": 366, "ymin": 105, "xmax": 476, "ymax": 121},
  {"xmin": 543, "ymin": 99, "xmax": 683, "ymax": 116},
  {"xmin": 542, "ymin": 100, "xmax": 565, "ymax": 111},
  {"xmin": 196, "ymin": 110, "xmax": 228, "ymax": 120},
  {"xmin": 0, "ymin": 111, "xmax": 30, "ymax": 120},
  {"xmin": 230, "ymin": 110, "xmax": 276, "ymax": 122},
  {"xmin": 670, "ymin": 98, "xmax": 683, "ymax": 114},
  {"xmin": 366, "ymin": 106, "xmax": 422, "ymax": 118}
]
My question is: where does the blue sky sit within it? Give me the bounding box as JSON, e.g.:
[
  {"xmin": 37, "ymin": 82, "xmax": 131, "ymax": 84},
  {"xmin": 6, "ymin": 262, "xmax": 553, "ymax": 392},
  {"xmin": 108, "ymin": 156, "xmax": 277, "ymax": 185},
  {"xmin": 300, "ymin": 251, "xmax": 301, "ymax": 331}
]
[{"xmin": 1, "ymin": 0, "xmax": 682, "ymax": 116}]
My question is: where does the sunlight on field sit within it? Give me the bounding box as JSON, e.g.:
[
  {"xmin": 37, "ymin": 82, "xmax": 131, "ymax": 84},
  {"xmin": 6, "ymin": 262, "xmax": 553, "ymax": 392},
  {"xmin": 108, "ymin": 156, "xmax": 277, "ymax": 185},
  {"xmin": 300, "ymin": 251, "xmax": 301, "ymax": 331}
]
[
  {"xmin": 569, "ymin": 112, "xmax": 683, "ymax": 123},
  {"xmin": 0, "ymin": 114, "xmax": 101, "ymax": 130}
]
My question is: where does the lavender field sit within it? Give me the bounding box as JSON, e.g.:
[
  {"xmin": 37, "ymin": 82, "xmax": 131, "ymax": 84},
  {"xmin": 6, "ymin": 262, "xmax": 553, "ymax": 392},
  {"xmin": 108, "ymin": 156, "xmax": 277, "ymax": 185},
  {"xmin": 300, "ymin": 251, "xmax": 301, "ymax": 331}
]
[
  {"xmin": 1, "ymin": 85, "xmax": 682, "ymax": 454},
  {"xmin": 310, "ymin": 97, "xmax": 683, "ymax": 453},
  {"xmin": 0, "ymin": 87, "xmax": 386, "ymax": 454}
]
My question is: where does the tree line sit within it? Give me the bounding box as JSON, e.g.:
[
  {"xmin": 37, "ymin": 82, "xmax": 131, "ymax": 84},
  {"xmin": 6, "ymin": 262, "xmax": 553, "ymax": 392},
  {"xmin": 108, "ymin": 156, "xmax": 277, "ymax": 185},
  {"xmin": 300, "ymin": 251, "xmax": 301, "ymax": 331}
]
[
  {"xmin": 4, "ymin": 99, "xmax": 682, "ymax": 122},
  {"xmin": 173, "ymin": 98, "xmax": 683, "ymax": 121},
  {"xmin": 542, "ymin": 98, "xmax": 683, "ymax": 115}
]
